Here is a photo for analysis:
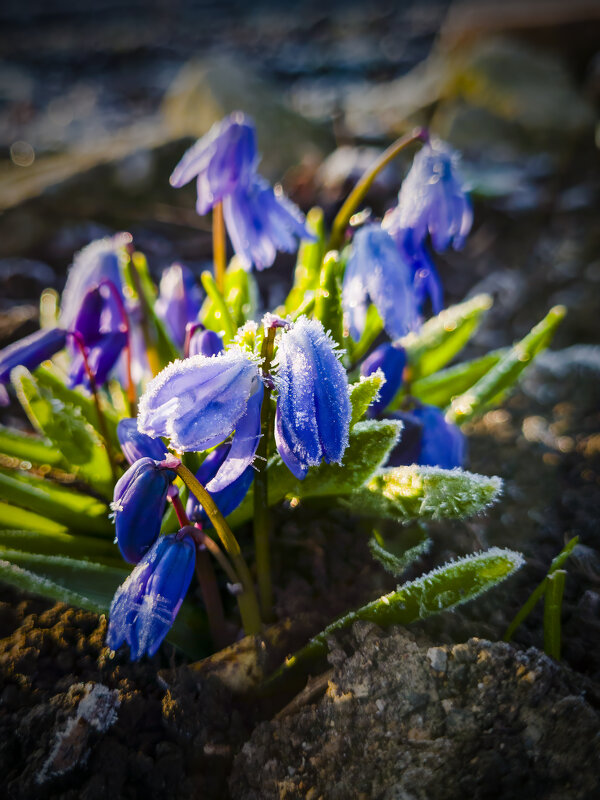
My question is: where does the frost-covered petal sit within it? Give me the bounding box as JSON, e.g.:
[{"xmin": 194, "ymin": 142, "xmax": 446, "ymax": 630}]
[
  {"xmin": 117, "ymin": 418, "xmax": 168, "ymax": 465},
  {"xmin": 169, "ymin": 112, "xmax": 258, "ymax": 214},
  {"xmin": 273, "ymin": 316, "xmax": 350, "ymax": 477},
  {"xmin": 155, "ymin": 264, "xmax": 203, "ymax": 349},
  {"xmin": 205, "ymin": 381, "xmax": 263, "ymax": 493},
  {"xmin": 0, "ymin": 327, "xmax": 67, "ymax": 383},
  {"xmin": 343, "ymin": 225, "xmax": 418, "ymax": 341},
  {"xmin": 137, "ymin": 347, "xmax": 261, "ymax": 452},
  {"xmin": 223, "ymin": 174, "xmax": 314, "ymax": 271},
  {"xmin": 112, "ymin": 457, "xmax": 176, "ymax": 564},
  {"xmin": 360, "ymin": 343, "xmax": 406, "ymax": 417}
]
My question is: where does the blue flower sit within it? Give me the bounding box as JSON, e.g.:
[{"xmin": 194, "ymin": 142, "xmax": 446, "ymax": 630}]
[
  {"xmin": 186, "ymin": 443, "xmax": 255, "ymax": 524},
  {"xmin": 137, "ymin": 346, "xmax": 261, "ymax": 453},
  {"xmin": 390, "ymin": 227, "xmax": 444, "ymax": 315},
  {"xmin": 273, "ymin": 317, "xmax": 351, "ymax": 479},
  {"xmin": 60, "ymin": 234, "xmax": 128, "ymax": 329},
  {"xmin": 0, "ymin": 327, "xmax": 67, "ymax": 386},
  {"xmin": 68, "ymin": 283, "xmax": 128, "ymax": 390},
  {"xmin": 360, "ymin": 342, "xmax": 406, "ymax": 417},
  {"xmin": 169, "ymin": 111, "xmax": 259, "ymax": 214},
  {"xmin": 186, "ymin": 324, "xmax": 224, "ymax": 358},
  {"xmin": 342, "ymin": 224, "xmax": 418, "ymax": 342},
  {"xmin": 117, "ymin": 418, "xmax": 167, "ymax": 465},
  {"xmin": 106, "ymin": 531, "xmax": 196, "ymax": 660},
  {"xmin": 111, "ymin": 457, "xmax": 177, "ymax": 564},
  {"xmin": 384, "ymin": 140, "xmax": 472, "ymax": 254},
  {"xmin": 388, "ymin": 404, "xmax": 466, "ymax": 470},
  {"xmin": 223, "ymin": 174, "xmax": 314, "ymax": 270},
  {"xmin": 155, "ymin": 264, "xmax": 203, "ymax": 349}
]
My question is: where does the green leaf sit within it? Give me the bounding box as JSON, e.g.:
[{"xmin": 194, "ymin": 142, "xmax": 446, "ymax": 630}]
[
  {"xmin": 504, "ymin": 535, "xmax": 578, "ymax": 642},
  {"xmin": 284, "ymin": 207, "xmax": 326, "ymax": 314},
  {"xmin": 268, "ymin": 548, "xmax": 524, "ymax": 682},
  {"xmin": 446, "ymin": 306, "xmax": 566, "ymax": 424},
  {"xmin": 402, "ymin": 294, "xmax": 493, "ymax": 380},
  {"xmin": 0, "ymin": 529, "xmax": 122, "ymax": 566},
  {"xmin": 0, "ymin": 502, "xmax": 68, "ymax": 534},
  {"xmin": 35, "ymin": 366, "xmax": 120, "ymax": 450},
  {"xmin": 543, "ymin": 569, "xmax": 566, "ymax": 660},
  {"xmin": 393, "ymin": 348, "xmax": 507, "ymax": 410},
  {"xmin": 203, "ymin": 258, "xmax": 259, "ymax": 330},
  {"xmin": 0, "ymin": 548, "xmax": 210, "ymax": 659},
  {"xmin": 201, "ymin": 270, "xmax": 237, "ymax": 343},
  {"xmin": 340, "ymin": 465, "xmax": 502, "ymax": 523},
  {"xmin": 11, "ymin": 367, "xmax": 114, "ymax": 497},
  {"xmin": 346, "ymin": 304, "xmax": 383, "ymax": 365},
  {"xmin": 369, "ymin": 523, "xmax": 431, "ymax": 576},
  {"xmin": 0, "ymin": 470, "xmax": 111, "ymax": 536},
  {"xmin": 0, "ymin": 424, "xmax": 65, "ymax": 467},
  {"xmin": 349, "ymin": 371, "xmax": 385, "ymax": 427},
  {"xmin": 227, "ymin": 420, "xmax": 402, "ymax": 527},
  {"xmin": 313, "ymin": 252, "xmax": 344, "ymax": 350}
]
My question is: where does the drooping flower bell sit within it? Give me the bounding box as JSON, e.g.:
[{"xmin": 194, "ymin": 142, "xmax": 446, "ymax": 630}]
[
  {"xmin": 106, "ymin": 530, "xmax": 196, "ymax": 660},
  {"xmin": 360, "ymin": 342, "xmax": 406, "ymax": 417},
  {"xmin": 186, "ymin": 443, "xmax": 255, "ymax": 524},
  {"xmin": 384, "ymin": 139, "xmax": 473, "ymax": 254},
  {"xmin": 388, "ymin": 227, "xmax": 444, "ymax": 315},
  {"xmin": 68, "ymin": 282, "xmax": 128, "ymax": 390},
  {"xmin": 273, "ymin": 316, "xmax": 351, "ymax": 479},
  {"xmin": 223, "ymin": 174, "xmax": 315, "ymax": 271},
  {"xmin": 138, "ymin": 346, "xmax": 262, "ymax": 454},
  {"xmin": 0, "ymin": 327, "xmax": 67, "ymax": 389},
  {"xmin": 342, "ymin": 224, "xmax": 419, "ymax": 342},
  {"xmin": 169, "ymin": 111, "xmax": 259, "ymax": 215},
  {"xmin": 111, "ymin": 457, "xmax": 177, "ymax": 564},
  {"xmin": 155, "ymin": 264, "xmax": 203, "ymax": 349},
  {"xmin": 117, "ymin": 418, "xmax": 167, "ymax": 465}
]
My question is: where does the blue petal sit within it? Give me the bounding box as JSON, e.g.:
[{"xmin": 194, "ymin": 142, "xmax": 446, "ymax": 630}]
[
  {"xmin": 188, "ymin": 327, "xmax": 224, "ymax": 358},
  {"xmin": 117, "ymin": 418, "xmax": 167, "ymax": 465},
  {"xmin": 155, "ymin": 264, "xmax": 203, "ymax": 349},
  {"xmin": 186, "ymin": 446, "xmax": 255, "ymax": 523},
  {"xmin": 137, "ymin": 347, "xmax": 261, "ymax": 452},
  {"xmin": 112, "ymin": 458, "xmax": 176, "ymax": 564},
  {"xmin": 360, "ymin": 343, "xmax": 406, "ymax": 416},
  {"xmin": 0, "ymin": 327, "xmax": 67, "ymax": 383},
  {"xmin": 413, "ymin": 405, "xmax": 466, "ymax": 469}
]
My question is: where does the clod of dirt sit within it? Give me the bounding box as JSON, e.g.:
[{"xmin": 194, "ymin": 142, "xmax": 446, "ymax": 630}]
[{"xmin": 230, "ymin": 623, "xmax": 600, "ymax": 800}]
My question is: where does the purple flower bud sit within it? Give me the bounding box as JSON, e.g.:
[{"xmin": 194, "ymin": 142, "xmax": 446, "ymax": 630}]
[
  {"xmin": 385, "ymin": 140, "xmax": 472, "ymax": 254},
  {"xmin": 60, "ymin": 234, "xmax": 129, "ymax": 329},
  {"xmin": 155, "ymin": 264, "xmax": 203, "ymax": 349},
  {"xmin": 169, "ymin": 111, "xmax": 259, "ymax": 214},
  {"xmin": 187, "ymin": 325, "xmax": 224, "ymax": 358},
  {"xmin": 0, "ymin": 327, "xmax": 67, "ymax": 384},
  {"xmin": 186, "ymin": 444, "xmax": 255, "ymax": 524},
  {"xmin": 106, "ymin": 531, "xmax": 196, "ymax": 660},
  {"xmin": 273, "ymin": 317, "xmax": 351, "ymax": 480},
  {"xmin": 137, "ymin": 346, "xmax": 261, "ymax": 452},
  {"xmin": 343, "ymin": 224, "xmax": 419, "ymax": 342},
  {"xmin": 117, "ymin": 418, "xmax": 167, "ymax": 465},
  {"xmin": 112, "ymin": 457, "xmax": 176, "ymax": 564},
  {"xmin": 68, "ymin": 283, "xmax": 128, "ymax": 389},
  {"xmin": 360, "ymin": 343, "xmax": 406, "ymax": 417},
  {"xmin": 223, "ymin": 174, "xmax": 315, "ymax": 271}
]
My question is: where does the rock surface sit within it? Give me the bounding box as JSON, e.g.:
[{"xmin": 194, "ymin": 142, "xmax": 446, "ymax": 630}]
[{"xmin": 230, "ymin": 624, "xmax": 600, "ymax": 799}]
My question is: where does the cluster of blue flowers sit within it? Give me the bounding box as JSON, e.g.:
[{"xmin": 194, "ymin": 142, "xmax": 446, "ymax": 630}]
[{"xmin": 0, "ymin": 112, "xmax": 474, "ymax": 659}]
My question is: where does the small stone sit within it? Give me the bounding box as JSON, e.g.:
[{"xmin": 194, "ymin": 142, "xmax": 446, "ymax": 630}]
[{"xmin": 427, "ymin": 647, "xmax": 448, "ymax": 673}]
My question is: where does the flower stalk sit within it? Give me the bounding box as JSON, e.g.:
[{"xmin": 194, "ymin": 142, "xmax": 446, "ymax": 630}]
[
  {"xmin": 213, "ymin": 201, "xmax": 227, "ymax": 294},
  {"xmin": 123, "ymin": 245, "xmax": 161, "ymax": 377},
  {"xmin": 328, "ymin": 127, "xmax": 427, "ymax": 251},
  {"xmin": 254, "ymin": 324, "xmax": 277, "ymax": 620}
]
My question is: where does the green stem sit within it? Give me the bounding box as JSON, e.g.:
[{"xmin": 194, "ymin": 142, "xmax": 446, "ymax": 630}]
[
  {"xmin": 254, "ymin": 326, "xmax": 277, "ymax": 621},
  {"xmin": 544, "ymin": 570, "xmax": 566, "ymax": 660},
  {"xmin": 213, "ymin": 201, "xmax": 227, "ymax": 294},
  {"xmin": 175, "ymin": 463, "xmax": 262, "ymax": 636},
  {"xmin": 328, "ymin": 127, "xmax": 426, "ymax": 251},
  {"xmin": 200, "ymin": 271, "xmax": 236, "ymax": 343},
  {"xmin": 124, "ymin": 248, "xmax": 161, "ymax": 376}
]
